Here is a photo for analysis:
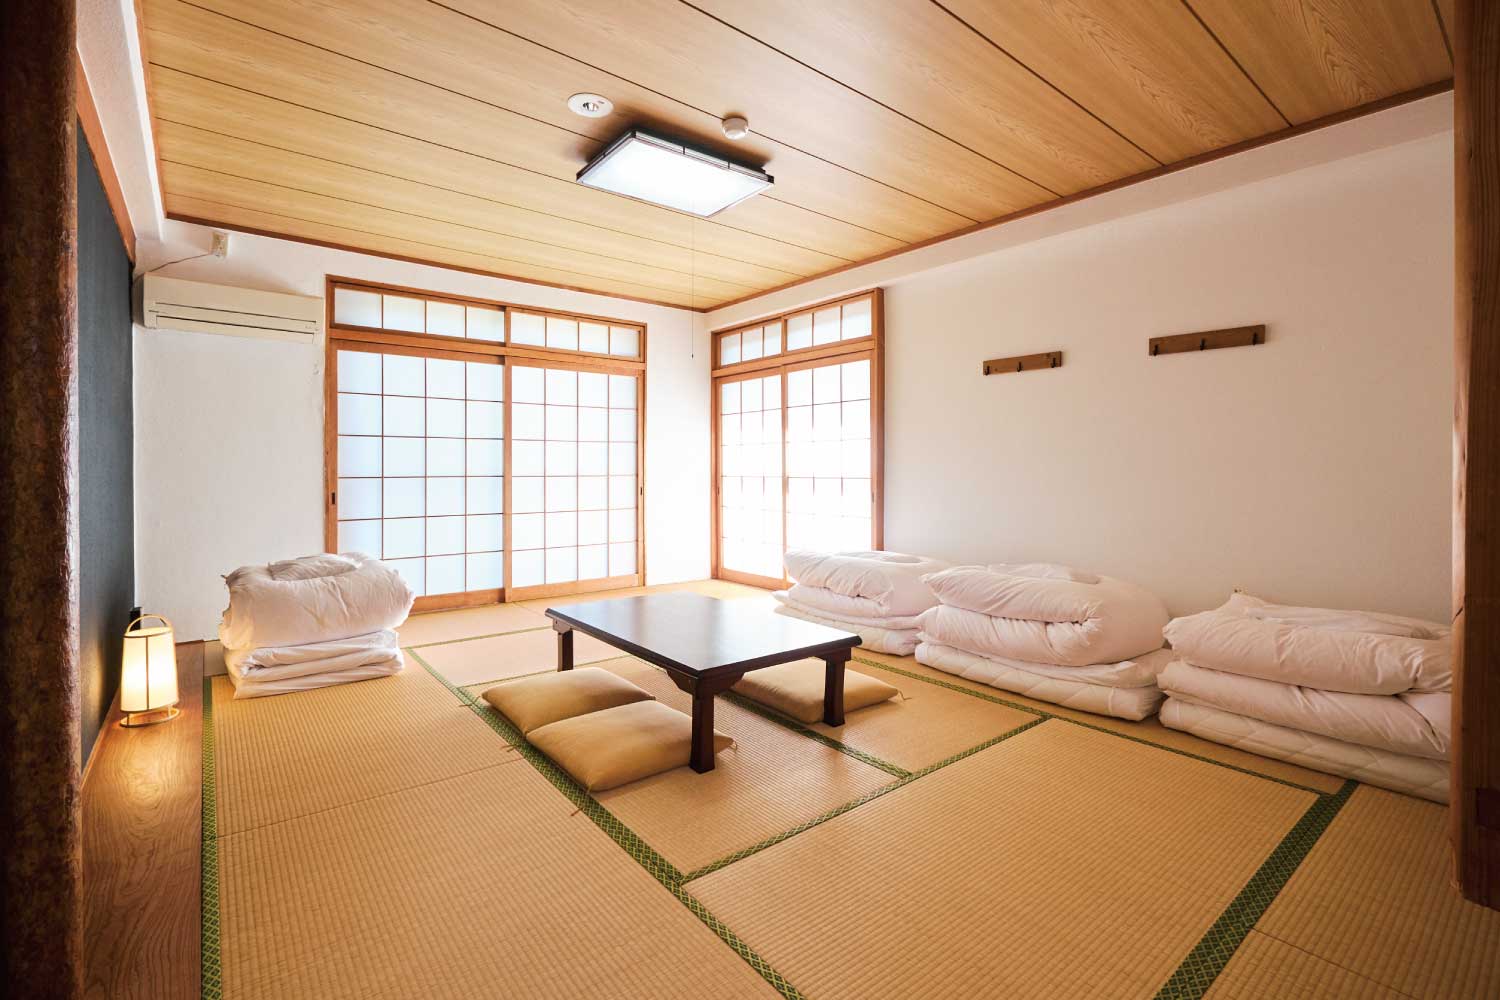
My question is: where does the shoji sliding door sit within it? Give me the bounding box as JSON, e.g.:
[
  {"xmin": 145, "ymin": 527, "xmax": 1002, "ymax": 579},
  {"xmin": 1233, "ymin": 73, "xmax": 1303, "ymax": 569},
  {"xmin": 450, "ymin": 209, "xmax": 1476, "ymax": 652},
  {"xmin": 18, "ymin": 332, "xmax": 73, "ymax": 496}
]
[
  {"xmin": 325, "ymin": 278, "xmax": 646, "ymax": 611},
  {"xmin": 508, "ymin": 362, "xmax": 641, "ymax": 597},
  {"xmin": 712, "ymin": 290, "xmax": 883, "ymax": 589},
  {"xmin": 331, "ymin": 343, "xmax": 506, "ymax": 606}
]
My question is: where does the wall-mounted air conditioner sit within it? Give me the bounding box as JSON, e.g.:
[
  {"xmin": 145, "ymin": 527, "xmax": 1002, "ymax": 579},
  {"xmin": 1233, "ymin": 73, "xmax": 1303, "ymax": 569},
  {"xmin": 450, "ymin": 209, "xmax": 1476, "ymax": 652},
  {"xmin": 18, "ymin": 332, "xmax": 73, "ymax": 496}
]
[{"xmin": 135, "ymin": 274, "xmax": 322, "ymax": 343}]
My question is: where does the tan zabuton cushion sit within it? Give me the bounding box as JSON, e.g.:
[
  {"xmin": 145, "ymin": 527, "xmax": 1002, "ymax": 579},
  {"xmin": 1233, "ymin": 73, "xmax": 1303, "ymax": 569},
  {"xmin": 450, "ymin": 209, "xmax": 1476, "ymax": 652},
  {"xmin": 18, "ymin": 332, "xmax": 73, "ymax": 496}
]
[
  {"xmin": 732, "ymin": 661, "xmax": 899, "ymax": 724},
  {"xmin": 481, "ymin": 667, "xmax": 653, "ymax": 735},
  {"xmin": 527, "ymin": 701, "xmax": 733, "ymax": 791}
]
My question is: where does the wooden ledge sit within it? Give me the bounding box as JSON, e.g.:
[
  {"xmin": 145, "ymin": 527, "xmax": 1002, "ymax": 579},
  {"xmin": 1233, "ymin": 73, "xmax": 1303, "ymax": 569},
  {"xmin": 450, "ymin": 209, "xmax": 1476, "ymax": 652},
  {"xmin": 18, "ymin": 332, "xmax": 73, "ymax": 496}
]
[{"xmin": 82, "ymin": 641, "xmax": 203, "ymax": 999}]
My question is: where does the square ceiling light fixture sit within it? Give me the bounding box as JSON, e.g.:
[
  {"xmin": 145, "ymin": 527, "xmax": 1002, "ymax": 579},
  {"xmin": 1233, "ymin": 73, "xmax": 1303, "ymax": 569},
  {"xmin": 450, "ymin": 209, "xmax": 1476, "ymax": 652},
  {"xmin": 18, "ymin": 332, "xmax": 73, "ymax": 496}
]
[{"xmin": 576, "ymin": 129, "xmax": 773, "ymax": 217}]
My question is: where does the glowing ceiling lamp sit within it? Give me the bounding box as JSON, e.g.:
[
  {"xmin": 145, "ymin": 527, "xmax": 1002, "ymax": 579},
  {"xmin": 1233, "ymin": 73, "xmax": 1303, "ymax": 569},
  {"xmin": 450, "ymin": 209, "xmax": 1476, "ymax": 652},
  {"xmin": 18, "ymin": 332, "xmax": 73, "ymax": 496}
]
[{"xmin": 576, "ymin": 129, "xmax": 773, "ymax": 217}]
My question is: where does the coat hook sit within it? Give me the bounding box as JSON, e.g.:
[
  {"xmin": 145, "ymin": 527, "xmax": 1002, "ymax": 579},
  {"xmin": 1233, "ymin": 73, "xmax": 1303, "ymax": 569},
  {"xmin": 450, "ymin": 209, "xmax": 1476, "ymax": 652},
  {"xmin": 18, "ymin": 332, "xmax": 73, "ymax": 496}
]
[
  {"xmin": 1149, "ymin": 325, "xmax": 1265, "ymax": 357},
  {"xmin": 982, "ymin": 350, "xmax": 1065, "ymax": 376}
]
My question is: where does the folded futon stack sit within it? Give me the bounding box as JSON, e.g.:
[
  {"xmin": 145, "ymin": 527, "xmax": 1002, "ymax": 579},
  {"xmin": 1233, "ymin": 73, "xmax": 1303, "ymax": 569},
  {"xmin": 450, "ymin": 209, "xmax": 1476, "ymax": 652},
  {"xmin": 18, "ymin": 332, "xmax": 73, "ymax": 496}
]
[
  {"xmin": 218, "ymin": 553, "xmax": 415, "ymax": 698},
  {"xmin": 915, "ymin": 564, "xmax": 1173, "ymax": 720},
  {"xmin": 773, "ymin": 549, "xmax": 950, "ymax": 654},
  {"xmin": 1159, "ymin": 593, "xmax": 1451, "ymax": 801}
]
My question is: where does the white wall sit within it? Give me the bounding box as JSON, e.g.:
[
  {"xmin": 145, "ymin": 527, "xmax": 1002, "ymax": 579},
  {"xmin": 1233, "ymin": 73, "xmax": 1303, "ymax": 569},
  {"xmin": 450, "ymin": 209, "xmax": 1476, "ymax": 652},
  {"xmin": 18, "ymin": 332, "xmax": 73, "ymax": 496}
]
[
  {"xmin": 135, "ymin": 223, "xmax": 710, "ymax": 638},
  {"xmin": 712, "ymin": 102, "xmax": 1455, "ymax": 623}
]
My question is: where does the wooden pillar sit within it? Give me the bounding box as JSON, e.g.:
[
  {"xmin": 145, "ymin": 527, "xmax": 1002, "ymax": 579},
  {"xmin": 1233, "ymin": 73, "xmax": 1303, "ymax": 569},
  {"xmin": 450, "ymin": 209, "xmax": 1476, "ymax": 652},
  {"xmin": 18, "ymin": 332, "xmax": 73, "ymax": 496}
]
[
  {"xmin": 0, "ymin": 0, "xmax": 83, "ymax": 994},
  {"xmin": 1454, "ymin": 0, "xmax": 1500, "ymax": 909}
]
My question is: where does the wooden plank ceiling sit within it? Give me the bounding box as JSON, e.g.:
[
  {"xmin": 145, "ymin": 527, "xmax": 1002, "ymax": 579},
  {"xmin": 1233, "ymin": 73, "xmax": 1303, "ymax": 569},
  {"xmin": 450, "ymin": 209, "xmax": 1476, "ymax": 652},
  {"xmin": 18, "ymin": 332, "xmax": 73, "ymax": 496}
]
[{"xmin": 140, "ymin": 0, "xmax": 1453, "ymax": 310}]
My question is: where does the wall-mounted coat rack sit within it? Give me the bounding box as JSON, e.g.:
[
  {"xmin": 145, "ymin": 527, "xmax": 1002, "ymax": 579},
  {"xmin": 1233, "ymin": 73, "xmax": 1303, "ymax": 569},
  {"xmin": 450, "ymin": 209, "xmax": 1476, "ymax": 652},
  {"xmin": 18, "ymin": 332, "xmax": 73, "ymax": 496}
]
[
  {"xmin": 982, "ymin": 350, "xmax": 1063, "ymax": 376},
  {"xmin": 1149, "ymin": 325, "xmax": 1264, "ymax": 356}
]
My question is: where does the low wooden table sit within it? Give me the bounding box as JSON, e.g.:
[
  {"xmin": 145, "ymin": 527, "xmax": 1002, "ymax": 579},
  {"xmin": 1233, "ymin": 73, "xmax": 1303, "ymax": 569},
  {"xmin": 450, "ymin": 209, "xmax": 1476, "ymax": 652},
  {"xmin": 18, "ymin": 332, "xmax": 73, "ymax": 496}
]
[{"xmin": 545, "ymin": 593, "xmax": 861, "ymax": 772}]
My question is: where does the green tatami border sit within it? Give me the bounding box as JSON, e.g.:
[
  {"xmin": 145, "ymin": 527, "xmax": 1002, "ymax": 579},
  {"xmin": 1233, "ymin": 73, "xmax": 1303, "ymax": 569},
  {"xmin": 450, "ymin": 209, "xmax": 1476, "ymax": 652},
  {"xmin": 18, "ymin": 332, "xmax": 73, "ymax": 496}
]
[
  {"xmin": 201, "ymin": 677, "xmax": 223, "ymax": 1000},
  {"xmin": 402, "ymin": 622, "xmax": 551, "ymax": 650},
  {"xmin": 1154, "ymin": 779, "xmax": 1357, "ymax": 999},
  {"xmin": 720, "ymin": 689, "xmax": 911, "ymax": 778},
  {"xmin": 852, "ymin": 655, "xmax": 1331, "ymax": 796},
  {"xmin": 681, "ymin": 716, "xmax": 1045, "ymax": 882},
  {"xmin": 197, "ymin": 596, "xmax": 1367, "ymax": 1000},
  {"xmin": 409, "ymin": 648, "xmax": 808, "ymax": 1000}
]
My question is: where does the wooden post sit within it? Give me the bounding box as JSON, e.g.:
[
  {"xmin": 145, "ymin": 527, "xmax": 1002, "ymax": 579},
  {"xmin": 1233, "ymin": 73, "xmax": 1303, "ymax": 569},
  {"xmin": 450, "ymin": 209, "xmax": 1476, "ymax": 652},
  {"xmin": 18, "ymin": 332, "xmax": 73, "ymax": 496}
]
[
  {"xmin": 1454, "ymin": 0, "xmax": 1500, "ymax": 909},
  {"xmin": 0, "ymin": 0, "xmax": 83, "ymax": 994}
]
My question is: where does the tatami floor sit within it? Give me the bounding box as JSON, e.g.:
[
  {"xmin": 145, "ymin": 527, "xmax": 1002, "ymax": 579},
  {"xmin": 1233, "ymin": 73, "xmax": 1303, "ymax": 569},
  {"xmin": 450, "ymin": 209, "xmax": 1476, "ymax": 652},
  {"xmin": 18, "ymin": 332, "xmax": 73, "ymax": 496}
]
[{"xmin": 203, "ymin": 581, "xmax": 1500, "ymax": 1000}]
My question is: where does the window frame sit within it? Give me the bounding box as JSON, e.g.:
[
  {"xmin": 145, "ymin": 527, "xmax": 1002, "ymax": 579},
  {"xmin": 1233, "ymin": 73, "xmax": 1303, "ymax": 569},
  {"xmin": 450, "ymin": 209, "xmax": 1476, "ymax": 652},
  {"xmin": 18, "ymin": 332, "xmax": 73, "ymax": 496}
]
[
  {"xmin": 710, "ymin": 288, "xmax": 884, "ymax": 589},
  {"xmin": 711, "ymin": 288, "xmax": 878, "ymax": 378},
  {"xmin": 324, "ymin": 276, "xmax": 646, "ymax": 612}
]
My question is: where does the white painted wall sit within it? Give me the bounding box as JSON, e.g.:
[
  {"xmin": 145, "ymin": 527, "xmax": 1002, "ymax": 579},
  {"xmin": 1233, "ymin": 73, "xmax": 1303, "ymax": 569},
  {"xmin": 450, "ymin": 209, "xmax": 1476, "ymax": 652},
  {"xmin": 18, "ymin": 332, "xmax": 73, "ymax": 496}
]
[
  {"xmin": 135, "ymin": 222, "xmax": 710, "ymax": 638},
  {"xmin": 711, "ymin": 102, "xmax": 1455, "ymax": 623}
]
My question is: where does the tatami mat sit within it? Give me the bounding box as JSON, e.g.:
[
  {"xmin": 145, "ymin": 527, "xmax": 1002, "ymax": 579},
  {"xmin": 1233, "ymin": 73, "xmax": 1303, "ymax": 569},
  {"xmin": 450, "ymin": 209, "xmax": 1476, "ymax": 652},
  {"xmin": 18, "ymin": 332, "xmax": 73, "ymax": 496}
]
[
  {"xmin": 1255, "ymin": 786, "xmax": 1500, "ymax": 999},
  {"xmin": 581, "ymin": 659, "xmax": 897, "ymax": 874},
  {"xmin": 802, "ymin": 663, "xmax": 1035, "ymax": 771},
  {"xmin": 211, "ymin": 666, "xmax": 519, "ymax": 835},
  {"xmin": 397, "ymin": 602, "xmax": 550, "ymax": 647},
  {"xmin": 414, "ymin": 627, "xmax": 625, "ymax": 687},
  {"xmin": 856, "ymin": 651, "xmax": 1347, "ymax": 794},
  {"xmin": 1204, "ymin": 930, "xmax": 1407, "ymax": 999},
  {"xmin": 216, "ymin": 763, "xmax": 782, "ymax": 1000},
  {"xmin": 690, "ymin": 720, "xmax": 1314, "ymax": 1000}
]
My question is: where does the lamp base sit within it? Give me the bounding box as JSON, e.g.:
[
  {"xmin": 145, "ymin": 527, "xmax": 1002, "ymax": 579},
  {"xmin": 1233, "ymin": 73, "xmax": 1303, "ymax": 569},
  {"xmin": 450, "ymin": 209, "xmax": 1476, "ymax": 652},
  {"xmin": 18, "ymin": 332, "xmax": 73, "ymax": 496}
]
[{"xmin": 121, "ymin": 706, "xmax": 181, "ymax": 728}]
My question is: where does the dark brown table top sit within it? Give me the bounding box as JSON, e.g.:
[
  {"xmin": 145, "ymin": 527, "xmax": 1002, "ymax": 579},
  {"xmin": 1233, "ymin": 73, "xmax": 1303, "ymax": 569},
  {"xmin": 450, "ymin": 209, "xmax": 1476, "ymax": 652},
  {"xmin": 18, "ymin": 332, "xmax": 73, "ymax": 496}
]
[{"xmin": 545, "ymin": 593, "xmax": 861, "ymax": 678}]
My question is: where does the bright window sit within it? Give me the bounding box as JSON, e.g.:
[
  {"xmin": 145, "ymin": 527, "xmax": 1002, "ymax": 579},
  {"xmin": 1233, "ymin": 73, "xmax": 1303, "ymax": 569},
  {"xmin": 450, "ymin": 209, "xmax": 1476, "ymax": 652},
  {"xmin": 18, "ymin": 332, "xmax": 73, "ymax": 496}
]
[
  {"xmin": 327, "ymin": 278, "xmax": 646, "ymax": 608},
  {"xmin": 711, "ymin": 290, "xmax": 882, "ymax": 587}
]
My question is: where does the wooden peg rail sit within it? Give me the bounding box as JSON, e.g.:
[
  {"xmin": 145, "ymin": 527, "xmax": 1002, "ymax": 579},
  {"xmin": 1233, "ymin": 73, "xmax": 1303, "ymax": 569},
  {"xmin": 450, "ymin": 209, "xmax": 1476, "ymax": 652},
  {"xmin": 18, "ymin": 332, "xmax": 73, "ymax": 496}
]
[
  {"xmin": 982, "ymin": 350, "xmax": 1063, "ymax": 376},
  {"xmin": 1149, "ymin": 325, "xmax": 1264, "ymax": 356}
]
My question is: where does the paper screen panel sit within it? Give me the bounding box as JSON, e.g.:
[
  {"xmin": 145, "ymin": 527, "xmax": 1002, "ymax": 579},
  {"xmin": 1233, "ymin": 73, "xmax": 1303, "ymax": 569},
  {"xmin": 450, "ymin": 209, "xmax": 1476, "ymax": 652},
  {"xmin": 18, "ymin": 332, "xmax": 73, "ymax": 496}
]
[
  {"xmin": 785, "ymin": 358, "xmax": 873, "ymax": 552},
  {"xmin": 512, "ymin": 364, "xmax": 638, "ymax": 588},
  {"xmin": 335, "ymin": 348, "xmax": 505, "ymax": 599},
  {"xmin": 719, "ymin": 374, "xmax": 784, "ymax": 579}
]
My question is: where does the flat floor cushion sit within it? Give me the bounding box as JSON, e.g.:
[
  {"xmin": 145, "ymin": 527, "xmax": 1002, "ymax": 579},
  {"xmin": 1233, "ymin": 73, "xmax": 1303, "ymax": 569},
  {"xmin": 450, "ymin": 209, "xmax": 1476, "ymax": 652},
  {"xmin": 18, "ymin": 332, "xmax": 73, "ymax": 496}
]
[
  {"xmin": 732, "ymin": 661, "xmax": 899, "ymax": 724},
  {"xmin": 481, "ymin": 667, "xmax": 653, "ymax": 735},
  {"xmin": 527, "ymin": 701, "xmax": 732, "ymax": 791}
]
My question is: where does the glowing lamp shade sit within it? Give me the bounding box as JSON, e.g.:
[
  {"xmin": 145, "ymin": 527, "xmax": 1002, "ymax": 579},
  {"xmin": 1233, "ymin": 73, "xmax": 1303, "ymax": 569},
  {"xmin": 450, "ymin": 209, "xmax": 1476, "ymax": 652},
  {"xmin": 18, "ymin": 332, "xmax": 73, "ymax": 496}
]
[
  {"xmin": 120, "ymin": 615, "xmax": 180, "ymax": 727},
  {"xmin": 576, "ymin": 130, "xmax": 772, "ymax": 217}
]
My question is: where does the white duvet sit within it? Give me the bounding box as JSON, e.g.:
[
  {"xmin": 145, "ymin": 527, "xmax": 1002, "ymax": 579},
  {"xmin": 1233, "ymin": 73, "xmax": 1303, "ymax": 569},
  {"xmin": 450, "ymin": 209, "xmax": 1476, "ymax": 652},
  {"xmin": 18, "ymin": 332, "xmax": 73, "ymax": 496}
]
[
  {"xmin": 1164, "ymin": 593, "xmax": 1451, "ymax": 696},
  {"xmin": 227, "ymin": 652, "xmax": 404, "ymax": 699},
  {"xmin": 1158, "ymin": 660, "xmax": 1449, "ymax": 760},
  {"xmin": 772, "ymin": 600, "xmax": 918, "ymax": 655},
  {"xmin": 219, "ymin": 552, "xmax": 414, "ymax": 651},
  {"xmin": 776, "ymin": 588, "xmax": 924, "ymax": 630},
  {"xmin": 224, "ymin": 630, "xmax": 401, "ymax": 682},
  {"xmin": 921, "ymin": 565, "xmax": 1168, "ymax": 666},
  {"xmin": 1160, "ymin": 698, "xmax": 1449, "ymax": 803},
  {"xmin": 916, "ymin": 641, "xmax": 1171, "ymax": 721},
  {"xmin": 783, "ymin": 550, "xmax": 948, "ymax": 618}
]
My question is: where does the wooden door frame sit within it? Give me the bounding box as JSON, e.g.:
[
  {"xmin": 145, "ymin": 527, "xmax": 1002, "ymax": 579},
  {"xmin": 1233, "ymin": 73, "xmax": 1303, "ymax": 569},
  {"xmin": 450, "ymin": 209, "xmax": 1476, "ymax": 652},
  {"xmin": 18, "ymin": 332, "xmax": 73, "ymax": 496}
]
[{"xmin": 1453, "ymin": 0, "xmax": 1500, "ymax": 909}]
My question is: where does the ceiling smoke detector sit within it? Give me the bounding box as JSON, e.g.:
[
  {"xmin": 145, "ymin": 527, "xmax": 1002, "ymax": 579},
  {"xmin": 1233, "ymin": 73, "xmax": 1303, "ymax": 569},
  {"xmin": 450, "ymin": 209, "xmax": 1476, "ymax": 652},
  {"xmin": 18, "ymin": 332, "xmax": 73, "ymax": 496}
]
[
  {"xmin": 567, "ymin": 93, "xmax": 613, "ymax": 118},
  {"xmin": 721, "ymin": 116, "xmax": 750, "ymax": 140}
]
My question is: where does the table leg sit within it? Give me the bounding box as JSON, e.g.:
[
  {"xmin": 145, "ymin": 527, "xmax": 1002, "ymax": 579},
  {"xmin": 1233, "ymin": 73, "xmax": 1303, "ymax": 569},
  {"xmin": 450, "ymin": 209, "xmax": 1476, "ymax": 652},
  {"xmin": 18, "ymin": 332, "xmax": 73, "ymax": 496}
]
[
  {"xmin": 823, "ymin": 650, "xmax": 849, "ymax": 727},
  {"xmin": 690, "ymin": 688, "xmax": 717, "ymax": 773},
  {"xmin": 554, "ymin": 622, "xmax": 574, "ymax": 671}
]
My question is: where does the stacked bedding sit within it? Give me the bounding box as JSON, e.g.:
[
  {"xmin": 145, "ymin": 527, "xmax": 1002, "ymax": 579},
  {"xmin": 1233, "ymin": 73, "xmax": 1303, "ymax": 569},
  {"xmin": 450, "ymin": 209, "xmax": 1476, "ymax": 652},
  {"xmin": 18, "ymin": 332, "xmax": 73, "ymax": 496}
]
[
  {"xmin": 915, "ymin": 563, "xmax": 1173, "ymax": 720},
  {"xmin": 1159, "ymin": 593, "xmax": 1451, "ymax": 802},
  {"xmin": 218, "ymin": 553, "xmax": 415, "ymax": 698},
  {"xmin": 772, "ymin": 550, "xmax": 949, "ymax": 654}
]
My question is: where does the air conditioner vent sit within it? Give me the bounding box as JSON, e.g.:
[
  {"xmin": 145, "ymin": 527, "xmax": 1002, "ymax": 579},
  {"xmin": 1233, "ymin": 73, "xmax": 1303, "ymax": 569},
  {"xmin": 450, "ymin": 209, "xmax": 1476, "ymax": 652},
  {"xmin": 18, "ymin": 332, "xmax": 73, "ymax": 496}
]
[{"xmin": 136, "ymin": 274, "xmax": 322, "ymax": 342}]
